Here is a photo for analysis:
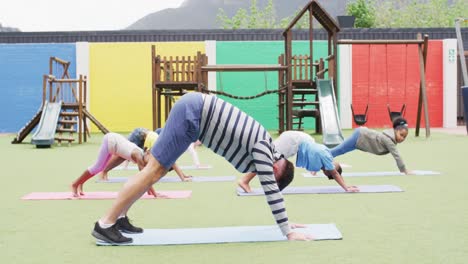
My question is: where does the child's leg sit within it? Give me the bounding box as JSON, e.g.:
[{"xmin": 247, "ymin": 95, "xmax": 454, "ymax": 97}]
[
  {"xmin": 87, "ymin": 135, "xmax": 113, "ymax": 175},
  {"xmin": 330, "ymin": 128, "xmax": 361, "ymax": 157},
  {"xmin": 186, "ymin": 143, "xmax": 201, "ymax": 166},
  {"xmin": 71, "ymin": 135, "xmax": 112, "ymax": 195}
]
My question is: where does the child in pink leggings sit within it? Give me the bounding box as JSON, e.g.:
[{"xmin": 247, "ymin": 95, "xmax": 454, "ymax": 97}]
[{"xmin": 71, "ymin": 132, "xmax": 147, "ymax": 197}]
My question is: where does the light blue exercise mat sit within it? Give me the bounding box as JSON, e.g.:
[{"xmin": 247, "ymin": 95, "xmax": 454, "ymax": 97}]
[
  {"xmin": 96, "ymin": 223, "xmax": 342, "ymax": 246},
  {"xmin": 97, "ymin": 175, "xmax": 236, "ymax": 183},
  {"xmin": 237, "ymin": 185, "xmax": 403, "ymax": 196},
  {"xmin": 114, "ymin": 165, "xmax": 212, "ymax": 171},
  {"xmin": 303, "ymin": 170, "xmax": 440, "ymax": 178}
]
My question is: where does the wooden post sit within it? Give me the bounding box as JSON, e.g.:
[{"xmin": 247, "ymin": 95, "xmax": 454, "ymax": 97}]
[
  {"xmin": 415, "ymin": 34, "xmax": 430, "ymax": 137},
  {"xmin": 49, "ymin": 77, "xmax": 53, "ymax": 102},
  {"xmin": 83, "ymin": 76, "xmax": 88, "ymax": 143},
  {"xmin": 78, "ymin": 75, "xmax": 83, "ymax": 144},
  {"xmin": 309, "ymin": 5, "xmax": 314, "ymax": 82},
  {"xmin": 332, "ymin": 30, "xmax": 338, "ymax": 94},
  {"xmin": 278, "ymin": 54, "xmax": 285, "ymax": 133},
  {"xmin": 151, "ymin": 45, "xmax": 158, "ymax": 130},
  {"xmin": 42, "ymin": 75, "xmax": 47, "ymax": 106},
  {"xmin": 285, "ymin": 30, "xmax": 293, "ymax": 131}
]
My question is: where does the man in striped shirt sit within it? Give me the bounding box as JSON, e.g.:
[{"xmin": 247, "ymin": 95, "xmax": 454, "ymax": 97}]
[{"xmin": 91, "ymin": 92, "xmax": 312, "ymax": 244}]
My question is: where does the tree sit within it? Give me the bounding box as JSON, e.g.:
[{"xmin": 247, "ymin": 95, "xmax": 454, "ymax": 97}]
[
  {"xmin": 374, "ymin": 0, "xmax": 468, "ymax": 28},
  {"xmin": 217, "ymin": 0, "xmax": 309, "ymax": 29},
  {"xmin": 346, "ymin": 0, "xmax": 376, "ymax": 28},
  {"xmin": 217, "ymin": 0, "xmax": 277, "ymax": 29}
]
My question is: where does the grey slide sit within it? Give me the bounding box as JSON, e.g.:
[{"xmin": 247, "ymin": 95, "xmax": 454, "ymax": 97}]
[
  {"xmin": 97, "ymin": 175, "xmax": 236, "ymax": 183},
  {"xmin": 317, "ymin": 79, "xmax": 344, "ymax": 148},
  {"xmin": 237, "ymin": 185, "xmax": 403, "ymax": 196},
  {"xmin": 303, "ymin": 170, "xmax": 440, "ymax": 178},
  {"xmin": 96, "ymin": 224, "xmax": 342, "ymax": 246},
  {"xmin": 31, "ymin": 101, "xmax": 62, "ymax": 147}
]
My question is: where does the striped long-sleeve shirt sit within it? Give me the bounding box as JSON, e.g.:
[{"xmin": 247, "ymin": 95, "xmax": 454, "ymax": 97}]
[{"xmin": 199, "ymin": 94, "xmax": 291, "ymax": 236}]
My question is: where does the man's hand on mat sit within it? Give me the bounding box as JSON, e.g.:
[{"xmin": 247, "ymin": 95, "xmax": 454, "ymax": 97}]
[
  {"xmin": 346, "ymin": 186, "xmax": 360, "ymax": 192},
  {"xmin": 287, "ymin": 232, "xmax": 313, "ymax": 241},
  {"xmin": 290, "ymin": 223, "xmax": 307, "ymax": 229},
  {"xmin": 309, "ymin": 171, "xmax": 318, "ymax": 176}
]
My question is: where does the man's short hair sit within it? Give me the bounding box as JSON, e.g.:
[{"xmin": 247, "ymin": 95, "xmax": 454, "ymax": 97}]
[{"xmin": 277, "ymin": 159, "xmax": 294, "ymax": 191}]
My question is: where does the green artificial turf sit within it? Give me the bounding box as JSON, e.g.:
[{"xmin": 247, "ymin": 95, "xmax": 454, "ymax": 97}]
[{"xmin": 1, "ymin": 130, "xmax": 467, "ymax": 264}]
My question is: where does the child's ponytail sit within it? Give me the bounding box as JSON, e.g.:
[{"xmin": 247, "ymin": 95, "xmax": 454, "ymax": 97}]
[{"xmin": 393, "ymin": 117, "xmax": 408, "ymax": 130}]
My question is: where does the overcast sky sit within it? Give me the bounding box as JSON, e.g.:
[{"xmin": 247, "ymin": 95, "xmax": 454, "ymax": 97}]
[{"xmin": 0, "ymin": 0, "xmax": 185, "ymax": 32}]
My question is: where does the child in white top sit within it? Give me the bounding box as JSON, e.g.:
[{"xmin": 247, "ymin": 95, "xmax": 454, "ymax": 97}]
[{"xmin": 71, "ymin": 132, "xmax": 147, "ymax": 197}]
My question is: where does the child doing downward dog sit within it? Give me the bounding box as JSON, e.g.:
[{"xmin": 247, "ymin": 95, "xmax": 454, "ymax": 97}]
[
  {"xmin": 330, "ymin": 117, "xmax": 412, "ymax": 174},
  {"xmin": 71, "ymin": 132, "xmax": 151, "ymax": 197}
]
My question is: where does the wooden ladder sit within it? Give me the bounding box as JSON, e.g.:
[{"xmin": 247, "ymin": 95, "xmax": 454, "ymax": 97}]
[{"xmin": 55, "ymin": 110, "xmax": 77, "ymax": 146}]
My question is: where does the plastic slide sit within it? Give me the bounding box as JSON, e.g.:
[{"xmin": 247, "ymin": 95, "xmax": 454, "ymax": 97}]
[
  {"xmin": 316, "ymin": 79, "xmax": 344, "ymax": 148},
  {"xmin": 31, "ymin": 101, "xmax": 62, "ymax": 147}
]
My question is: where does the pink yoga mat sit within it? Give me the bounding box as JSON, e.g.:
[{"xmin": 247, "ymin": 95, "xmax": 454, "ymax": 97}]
[{"xmin": 21, "ymin": 191, "xmax": 192, "ymax": 200}]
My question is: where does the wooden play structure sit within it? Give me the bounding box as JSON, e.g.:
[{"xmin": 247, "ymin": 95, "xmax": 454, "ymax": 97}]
[
  {"xmin": 12, "ymin": 57, "xmax": 108, "ymax": 146},
  {"xmin": 151, "ymin": 1, "xmax": 340, "ymax": 137},
  {"xmin": 151, "ymin": 47, "xmax": 206, "ymax": 130},
  {"xmin": 279, "ymin": 0, "xmax": 340, "ymax": 134},
  {"xmin": 151, "ymin": 0, "xmax": 431, "ymax": 138}
]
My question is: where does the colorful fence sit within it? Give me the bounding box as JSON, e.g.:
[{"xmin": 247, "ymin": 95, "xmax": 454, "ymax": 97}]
[
  {"xmin": 216, "ymin": 41, "xmax": 331, "ymax": 130},
  {"xmin": 351, "ymin": 41, "xmax": 443, "ymax": 128},
  {"xmin": 0, "ymin": 40, "xmax": 449, "ymax": 133},
  {"xmin": 0, "ymin": 44, "xmax": 76, "ymax": 133},
  {"xmin": 88, "ymin": 42, "xmax": 205, "ymax": 132}
]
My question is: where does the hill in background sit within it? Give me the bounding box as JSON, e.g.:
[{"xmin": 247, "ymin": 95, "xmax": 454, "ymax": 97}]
[{"xmin": 127, "ymin": 0, "xmax": 351, "ymax": 30}]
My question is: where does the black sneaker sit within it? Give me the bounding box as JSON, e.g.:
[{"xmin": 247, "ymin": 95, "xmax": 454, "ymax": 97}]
[
  {"xmin": 92, "ymin": 222, "xmax": 132, "ymax": 244},
  {"xmin": 116, "ymin": 216, "xmax": 143, "ymax": 234}
]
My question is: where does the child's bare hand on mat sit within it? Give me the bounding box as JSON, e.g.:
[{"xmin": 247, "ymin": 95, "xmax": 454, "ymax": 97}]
[
  {"xmin": 290, "ymin": 223, "xmax": 307, "ymax": 229},
  {"xmin": 181, "ymin": 175, "xmax": 192, "ymax": 182},
  {"xmin": 287, "ymin": 232, "xmax": 313, "ymax": 241},
  {"xmin": 147, "ymin": 187, "xmax": 157, "ymax": 197},
  {"xmin": 99, "ymin": 172, "xmax": 108, "ymax": 181},
  {"xmin": 346, "ymin": 186, "xmax": 360, "ymax": 192}
]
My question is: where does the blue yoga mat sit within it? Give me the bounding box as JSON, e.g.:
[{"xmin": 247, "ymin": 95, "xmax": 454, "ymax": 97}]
[
  {"xmin": 97, "ymin": 175, "xmax": 236, "ymax": 183},
  {"xmin": 237, "ymin": 185, "xmax": 403, "ymax": 196},
  {"xmin": 96, "ymin": 223, "xmax": 342, "ymax": 246},
  {"xmin": 303, "ymin": 170, "xmax": 440, "ymax": 178}
]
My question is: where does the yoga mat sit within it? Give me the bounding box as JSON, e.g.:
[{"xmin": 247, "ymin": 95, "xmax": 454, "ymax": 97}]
[
  {"xmin": 237, "ymin": 185, "xmax": 403, "ymax": 196},
  {"xmin": 303, "ymin": 170, "xmax": 440, "ymax": 178},
  {"xmin": 114, "ymin": 165, "xmax": 212, "ymax": 171},
  {"xmin": 96, "ymin": 223, "xmax": 342, "ymax": 246},
  {"xmin": 97, "ymin": 175, "xmax": 235, "ymax": 183},
  {"xmin": 22, "ymin": 191, "xmax": 192, "ymax": 200},
  {"xmin": 179, "ymin": 165, "xmax": 213, "ymax": 170}
]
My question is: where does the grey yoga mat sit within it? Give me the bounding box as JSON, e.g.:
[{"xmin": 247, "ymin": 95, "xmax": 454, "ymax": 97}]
[
  {"xmin": 237, "ymin": 185, "xmax": 403, "ymax": 196},
  {"xmin": 303, "ymin": 170, "xmax": 440, "ymax": 178},
  {"xmin": 114, "ymin": 165, "xmax": 212, "ymax": 171},
  {"xmin": 96, "ymin": 223, "xmax": 342, "ymax": 246},
  {"xmin": 97, "ymin": 175, "xmax": 236, "ymax": 183}
]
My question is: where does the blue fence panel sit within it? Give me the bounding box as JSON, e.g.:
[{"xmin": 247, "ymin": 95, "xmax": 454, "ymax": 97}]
[{"xmin": 0, "ymin": 44, "xmax": 76, "ymax": 133}]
